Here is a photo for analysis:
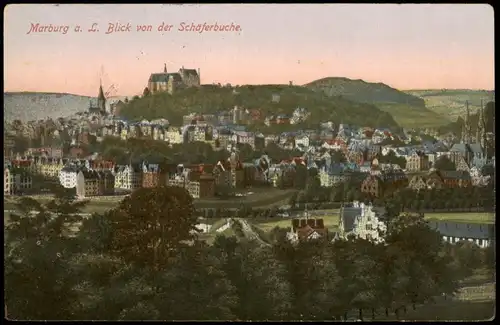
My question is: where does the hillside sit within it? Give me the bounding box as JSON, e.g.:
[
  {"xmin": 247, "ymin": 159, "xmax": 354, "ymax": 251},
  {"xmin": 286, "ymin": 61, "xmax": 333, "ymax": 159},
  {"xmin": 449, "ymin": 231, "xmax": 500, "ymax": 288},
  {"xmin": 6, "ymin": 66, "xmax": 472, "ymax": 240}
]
[
  {"xmin": 405, "ymin": 89, "xmax": 495, "ymax": 122},
  {"xmin": 3, "ymin": 92, "xmax": 131, "ymax": 122},
  {"xmin": 305, "ymin": 77, "xmax": 448, "ymax": 129},
  {"xmin": 306, "ymin": 77, "xmax": 426, "ymax": 107},
  {"xmin": 118, "ymin": 84, "xmax": 401, "ymax": 130}
]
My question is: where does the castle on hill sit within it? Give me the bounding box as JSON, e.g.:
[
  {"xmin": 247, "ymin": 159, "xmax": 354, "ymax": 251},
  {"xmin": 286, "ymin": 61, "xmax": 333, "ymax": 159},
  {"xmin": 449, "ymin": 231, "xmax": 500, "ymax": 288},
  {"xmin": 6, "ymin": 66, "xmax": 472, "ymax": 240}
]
[{"xmin": 147, "ymin": 64, "xmax": 201, "ymax": 95}]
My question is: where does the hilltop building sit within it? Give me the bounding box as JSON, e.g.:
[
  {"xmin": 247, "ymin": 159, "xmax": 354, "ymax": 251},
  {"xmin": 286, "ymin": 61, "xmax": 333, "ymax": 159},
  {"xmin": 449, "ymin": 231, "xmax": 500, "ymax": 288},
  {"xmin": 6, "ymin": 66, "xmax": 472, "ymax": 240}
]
[{"xmin": 147, "ymin": 64, "xmax": 201, "ymax": 95}]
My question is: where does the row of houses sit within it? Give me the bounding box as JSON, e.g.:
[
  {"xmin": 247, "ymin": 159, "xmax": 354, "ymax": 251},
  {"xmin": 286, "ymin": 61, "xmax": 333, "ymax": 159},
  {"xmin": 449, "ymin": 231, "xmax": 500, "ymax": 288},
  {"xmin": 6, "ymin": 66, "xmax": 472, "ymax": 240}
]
[{"xmin": 4, "ymin": 145, "xmax": 492, "ymax": 198}]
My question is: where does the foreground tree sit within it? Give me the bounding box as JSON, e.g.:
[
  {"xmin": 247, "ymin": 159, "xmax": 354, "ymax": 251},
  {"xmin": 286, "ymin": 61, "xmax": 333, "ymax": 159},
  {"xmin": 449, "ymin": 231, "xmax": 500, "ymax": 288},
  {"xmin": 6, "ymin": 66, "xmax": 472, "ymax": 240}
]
[
  {"xmin": 212, "ymin": 238, "xmax": 292, "ymax": 320},
  {"xmin": 4, "ymin": 186, "xmax": 87, "ymax": 320},
  {"xmin": 385, "ymin": 213, "xmax": 460, "ymax": 309},
  {"xmin": 106, "ymin": 186, "xmax": 198, "ymax": 270},
  {"xmin": 151, "ymin": 242, "xmax": 238, "ymax": 320}
]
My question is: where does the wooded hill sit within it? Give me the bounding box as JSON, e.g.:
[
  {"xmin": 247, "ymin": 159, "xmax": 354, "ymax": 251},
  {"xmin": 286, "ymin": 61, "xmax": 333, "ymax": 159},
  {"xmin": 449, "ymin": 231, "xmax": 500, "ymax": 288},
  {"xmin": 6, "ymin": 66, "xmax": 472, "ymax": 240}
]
[{"xmin": 119, "ymin": 84, "xmax": 401, "ymax": 130}]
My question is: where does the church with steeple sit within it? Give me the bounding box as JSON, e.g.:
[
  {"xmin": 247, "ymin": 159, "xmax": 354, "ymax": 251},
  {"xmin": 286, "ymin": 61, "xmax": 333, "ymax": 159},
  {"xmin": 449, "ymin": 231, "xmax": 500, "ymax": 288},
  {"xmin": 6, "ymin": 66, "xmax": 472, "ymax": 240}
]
[
  {"xmin": 88, "ymin": 81, "xmax": 107, "ymax": 115},
  {"xmin": 461, "ymin": 100, "xmax": 488, "ymax": 153},
  {"xmin": 451, "ymin": 100, "xmax": 488, "ymax": 167}
]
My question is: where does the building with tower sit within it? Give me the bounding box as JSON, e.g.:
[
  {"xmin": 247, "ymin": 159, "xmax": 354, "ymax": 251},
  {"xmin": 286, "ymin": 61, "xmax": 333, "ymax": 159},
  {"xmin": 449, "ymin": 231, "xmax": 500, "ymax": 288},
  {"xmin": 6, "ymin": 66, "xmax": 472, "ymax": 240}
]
[
  {"xmin": 476, "ymin": 99, "xmax": 488, "ymax": 157},
  {"xmin": 452, "ymin": 100, "xmax": 488, "ymax": 167},
  {"xmin": 88, "ymin": 82, "xmax": 107, "ymax": 115},
  {"xmin": 461, "ymin": 100, "xmax": 472, "ymax": 145},
  {"xmin": 147, "ymin": 64, "xmax": 201, "ymax": 95}
]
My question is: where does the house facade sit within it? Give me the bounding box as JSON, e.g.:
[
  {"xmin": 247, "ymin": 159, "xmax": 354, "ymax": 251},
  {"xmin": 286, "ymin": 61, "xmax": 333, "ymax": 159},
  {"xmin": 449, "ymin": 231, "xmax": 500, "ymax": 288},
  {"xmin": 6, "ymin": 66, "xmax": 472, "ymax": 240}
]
[
  {"xmin": 336, "ymin": 202, "xmax": 387, "ymax": 243},
  {"xmin": 286, "ymin": 217, "xmax": 328, "ymax": 244},
  {"xmin": 406, "ymin": 152, "xmax": 429, "ymax": 172}
]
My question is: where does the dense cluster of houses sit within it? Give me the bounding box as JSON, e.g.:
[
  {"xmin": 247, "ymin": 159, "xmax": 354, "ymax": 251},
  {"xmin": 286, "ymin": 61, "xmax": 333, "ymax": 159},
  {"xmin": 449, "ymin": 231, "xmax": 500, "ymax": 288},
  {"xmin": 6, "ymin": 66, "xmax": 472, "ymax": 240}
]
[{"xmin": 4, "ymin": 116, "xmax": 494, "ymax": 199}]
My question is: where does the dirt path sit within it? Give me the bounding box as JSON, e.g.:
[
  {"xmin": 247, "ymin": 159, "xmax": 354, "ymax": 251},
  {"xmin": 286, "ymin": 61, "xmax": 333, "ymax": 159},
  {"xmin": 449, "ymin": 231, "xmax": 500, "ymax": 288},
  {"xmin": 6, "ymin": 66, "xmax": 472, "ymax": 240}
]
[{"xmin": 236, "ymin": 218, "xmax": 271, "ymax": 247}]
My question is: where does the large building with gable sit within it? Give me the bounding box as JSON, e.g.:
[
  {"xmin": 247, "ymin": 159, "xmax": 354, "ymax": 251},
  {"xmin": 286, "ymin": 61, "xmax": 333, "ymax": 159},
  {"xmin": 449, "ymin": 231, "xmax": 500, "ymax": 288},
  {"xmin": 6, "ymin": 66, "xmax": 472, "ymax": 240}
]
[{"xmin": 147, "ymin": 64, "xmax": 201, "ymax": 95}]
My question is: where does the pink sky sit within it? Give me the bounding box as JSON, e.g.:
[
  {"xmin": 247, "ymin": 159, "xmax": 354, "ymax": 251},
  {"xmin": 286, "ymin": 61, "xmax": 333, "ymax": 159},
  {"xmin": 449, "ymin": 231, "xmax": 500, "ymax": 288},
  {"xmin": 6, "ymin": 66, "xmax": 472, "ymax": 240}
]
[{"xmin": 4, "ymin": 4, "xmax": 495, "ymax": 97}]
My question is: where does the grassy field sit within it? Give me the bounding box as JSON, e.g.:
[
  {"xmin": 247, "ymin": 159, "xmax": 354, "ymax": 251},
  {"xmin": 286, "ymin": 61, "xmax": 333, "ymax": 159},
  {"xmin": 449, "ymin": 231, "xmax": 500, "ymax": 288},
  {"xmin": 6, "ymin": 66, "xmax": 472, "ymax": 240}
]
[
  {"xmin": 375, "ymin": 103, "xmax": 450, "ymax": 129},
  {"xmin": 403, "ymin": 89, "xmax": 495, "ymax": 122},
  {"xmin": 425, "ymin": 212, "xmax": 495, "ymax": 224},
  {"xmin": 193, "ymin": 188, "xmax": 297, "ymax": 209}
]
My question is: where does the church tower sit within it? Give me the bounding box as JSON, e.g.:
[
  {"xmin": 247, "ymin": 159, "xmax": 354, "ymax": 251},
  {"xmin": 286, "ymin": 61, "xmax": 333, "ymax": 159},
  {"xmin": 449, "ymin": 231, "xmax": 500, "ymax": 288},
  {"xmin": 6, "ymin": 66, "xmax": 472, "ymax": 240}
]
[
  {"xmin": 463, "ymin": 100, "xmax": 471, "ymax": 144},
  {"xmin": 164, "ymin": 63, "xmax": 167, "ymax": 73},
  {"xmin": 476, "ymin": 99, "xmax": 485, "ymax": 144},
  {"xmin": 97, "ymin": 80, "xmax": 106, "ymax": 114}
]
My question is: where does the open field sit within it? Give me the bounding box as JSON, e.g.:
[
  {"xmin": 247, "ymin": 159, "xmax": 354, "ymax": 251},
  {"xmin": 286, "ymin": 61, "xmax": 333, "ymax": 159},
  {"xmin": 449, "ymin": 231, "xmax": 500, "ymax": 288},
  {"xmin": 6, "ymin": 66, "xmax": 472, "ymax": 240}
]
[
  {"xmin": 375, "ymin": 103, "xmax": 450, "ymax": 129},
  {"xmin": 425, "ymin": 212, "xmax": 495, "ymax": 224},
  {"xmin": 404, "ymin": 89, "xmax": 495, "ymax": 122},
  {"xmin": 193, "ymin": 188, "xmax": 297, "ymax": 209}
]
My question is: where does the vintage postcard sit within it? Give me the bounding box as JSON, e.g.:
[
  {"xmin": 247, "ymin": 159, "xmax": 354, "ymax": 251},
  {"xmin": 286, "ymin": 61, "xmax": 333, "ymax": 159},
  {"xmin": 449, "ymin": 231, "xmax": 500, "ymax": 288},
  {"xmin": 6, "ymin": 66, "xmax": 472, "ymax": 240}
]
[{"xmin": 3, "ymin": 3, "xmax": 495, "ymax": 321}]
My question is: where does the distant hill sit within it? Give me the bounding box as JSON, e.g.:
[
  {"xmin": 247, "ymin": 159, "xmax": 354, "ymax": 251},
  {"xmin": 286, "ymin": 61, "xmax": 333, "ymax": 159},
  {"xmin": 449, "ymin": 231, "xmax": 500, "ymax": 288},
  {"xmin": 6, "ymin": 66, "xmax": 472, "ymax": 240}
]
[
  {"xmin": 3, "ymin": 92, "xmax": 131, "ymax": 122},
  {"xmin": 305, "ymin": 77, "xmax": 450, "ymax": 129},
  {"xmin": 306, "ymin": 77, "xmax": 426, "ymax": 107},
  {"xmin": 119, "ymin": 84, "xmax": 401, "ymax": 130},
  {"xmin": 404, "ymin": 89, "xmax": 495, "ymax": 121}
]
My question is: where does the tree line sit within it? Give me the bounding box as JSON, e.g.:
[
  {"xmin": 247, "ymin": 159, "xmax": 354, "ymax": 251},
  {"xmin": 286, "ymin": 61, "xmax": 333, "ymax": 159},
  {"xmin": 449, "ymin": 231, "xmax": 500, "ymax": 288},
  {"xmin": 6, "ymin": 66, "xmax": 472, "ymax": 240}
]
[{"xmin": 4, "ymin": 185, "xmax": 494, "ymax": 321}]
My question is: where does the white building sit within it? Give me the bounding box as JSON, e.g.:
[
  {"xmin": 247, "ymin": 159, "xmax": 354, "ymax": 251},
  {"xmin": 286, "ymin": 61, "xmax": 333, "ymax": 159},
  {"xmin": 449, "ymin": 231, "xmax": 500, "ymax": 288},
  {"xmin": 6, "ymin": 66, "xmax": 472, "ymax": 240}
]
[
  {"xmin": 59, "ymin": 166, "xmax": 82, "ymax": 189},
  {"xmin": 335, "ymin": 201, "xmax": 387, "ymax": 243}
]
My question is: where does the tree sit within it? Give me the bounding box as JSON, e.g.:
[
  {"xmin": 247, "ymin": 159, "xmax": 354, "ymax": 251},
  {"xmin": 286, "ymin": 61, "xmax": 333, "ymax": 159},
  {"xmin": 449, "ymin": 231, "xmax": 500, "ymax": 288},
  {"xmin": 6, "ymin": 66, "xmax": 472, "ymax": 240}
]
[
  {"xmin": 434, "ymin": 155, "xmax": 456, "ymax": 171},
  {"xmin": 12, "ymin": 135, "xmax": 30, "ymax": 154},
  {"xmin": 288, "ymin": 191, "xmax": 298, "ymax": 208},
  {"xmin": 212, "ymin": 240, "xmax": 292, "ymax": 320},
  {"xmin": 4, "ymin": 187, "xmax": 88, "ymax": 320},
  {"xmin": 152, "ymin": 243, "xmax": 239, "ymax": 320},
  {"xmin": 305, "ymin": 175, "xmax": 321, "ymax": 201},
  {"xmin": 106, "ymin": 186, "xmax": 198, "ymax": 270},
  {"xmin": 454, "ymin": 241, "xmax": 483, "ymax": 277},
  {"xmin": 143, "ymin": 87, "xmax": 151, "ymax": 97},
  {"xmin": 293, "ymin": 163, "xmax": 308, "ymax": 189},
  {"xmin": 385, "ymin": 213, "xmax": 460, "ymax": 307}
]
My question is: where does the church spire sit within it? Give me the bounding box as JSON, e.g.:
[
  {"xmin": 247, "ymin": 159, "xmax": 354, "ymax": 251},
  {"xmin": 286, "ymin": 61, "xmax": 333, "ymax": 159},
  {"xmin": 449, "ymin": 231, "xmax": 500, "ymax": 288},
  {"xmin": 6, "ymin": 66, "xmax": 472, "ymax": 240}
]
[
  {"xmin": 476, "ymin": 99, "xmax": 484, "ymax": 144},
  {"xmin": 464, "ymin": 100, "xmax": 471, "ymax": 144},
  {"xmin": 97, "ymin": 80, "xmax": 106, "ymax": 113},
  {"xmin": 164, "ymin": 63, "xmax": 167, "ymax": 73}
]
